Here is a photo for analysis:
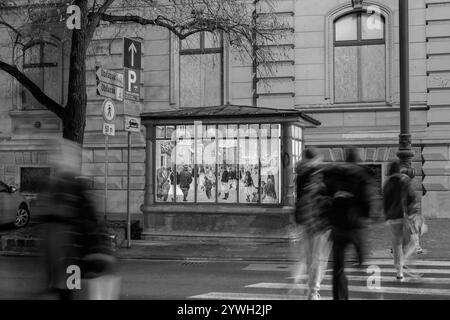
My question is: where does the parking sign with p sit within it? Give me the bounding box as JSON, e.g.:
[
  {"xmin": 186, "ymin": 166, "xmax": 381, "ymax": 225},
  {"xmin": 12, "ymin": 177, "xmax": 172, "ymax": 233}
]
[{"xmin": 125, "ymin": 68, "xmax": 140, "ymax": 101}]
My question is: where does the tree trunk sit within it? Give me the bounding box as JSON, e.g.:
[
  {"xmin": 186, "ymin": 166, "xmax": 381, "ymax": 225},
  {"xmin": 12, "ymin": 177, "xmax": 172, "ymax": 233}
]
[{"xmin": 63, "ymin": 0, "xmax": 89, "ymax": 145}]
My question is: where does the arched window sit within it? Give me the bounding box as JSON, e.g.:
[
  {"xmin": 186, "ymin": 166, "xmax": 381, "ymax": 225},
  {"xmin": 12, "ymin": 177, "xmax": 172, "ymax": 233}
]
[
  {"xmin": 179, "ymin": 32, "xmax": 224, "ymax": 108},
  {"xmin": 22, "ymin": 40, "xmax": 61, "ymax": 110},
  {"xmin": 333, "ymin": 10, "xmax": 386, "ymax": 103}
]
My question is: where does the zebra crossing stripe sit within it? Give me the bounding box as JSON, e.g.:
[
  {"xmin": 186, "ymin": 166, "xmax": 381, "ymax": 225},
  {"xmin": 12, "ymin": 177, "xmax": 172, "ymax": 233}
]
[
  {"xmin": 287, "ymin": 274, "xmax": 450, "ymax": 284},
  {"xmin": 243, "ymin": 261, "xmax": 450, "ymax": 273},
  {"xmin": 188, "ymin": 292, "xmax": 371, "ymax": 300},
  {"xmin": 344, "ymin": 267, "xmax": 450, "ymax": 274},
  {"xmin": 246, "ymin": 282, "xmax": 450, "ymax": 296},
  {"xmin": 362, "ymin": 260, "xmax": 450, "ymax": 267}
]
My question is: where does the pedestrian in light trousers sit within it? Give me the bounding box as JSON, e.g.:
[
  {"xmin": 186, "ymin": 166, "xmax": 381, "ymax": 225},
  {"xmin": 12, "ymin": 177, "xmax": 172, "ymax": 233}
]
[{"xmin": 291, "ymin": 148, "xmax": 332, "ymax": 300}]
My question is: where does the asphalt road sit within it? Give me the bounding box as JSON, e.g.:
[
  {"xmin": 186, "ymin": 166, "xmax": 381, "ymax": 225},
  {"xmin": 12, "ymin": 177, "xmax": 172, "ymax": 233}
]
[{"xmin": 1, "ymin": 256, "xmax": 450, "ymax": 300}]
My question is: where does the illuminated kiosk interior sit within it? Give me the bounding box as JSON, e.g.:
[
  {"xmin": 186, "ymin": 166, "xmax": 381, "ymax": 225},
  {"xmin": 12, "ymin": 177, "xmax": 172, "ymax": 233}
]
[{"xmin": 141, "ymin": 105, "xmax": 320, "ymax": 241}]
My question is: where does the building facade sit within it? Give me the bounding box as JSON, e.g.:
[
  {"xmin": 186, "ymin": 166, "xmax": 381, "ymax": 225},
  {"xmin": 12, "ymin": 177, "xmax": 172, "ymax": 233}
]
[{"xmin": 0, "ymin": 0, "xmax": 450, "ymax": 240}]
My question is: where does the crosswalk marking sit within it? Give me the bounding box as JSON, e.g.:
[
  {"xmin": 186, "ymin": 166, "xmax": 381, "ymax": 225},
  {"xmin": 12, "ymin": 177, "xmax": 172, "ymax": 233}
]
[
  {"xmin": 286, "ymin": 274, "xmax": 450, "ymax": 284},
  {"xmin": 189, "ymin": 292, "xmax": 370, "ymax": 300},
  {"xmin": 246, "ymin": 282, "xmax": 450, "ymax": 296},
  {"xmin": 244, "ymin": 261, "xmax": 450, "ymax": 273},
  {"xmin": 362, "ymin": 260, "xmax": 450, "ymax": 267},
  {"xmin": 191, "ymin": 259, "xmax": 450, "ymax": 300},
  {"xmin": 344, "ymin": 267, "xmax": 450, "ymax": 274}
]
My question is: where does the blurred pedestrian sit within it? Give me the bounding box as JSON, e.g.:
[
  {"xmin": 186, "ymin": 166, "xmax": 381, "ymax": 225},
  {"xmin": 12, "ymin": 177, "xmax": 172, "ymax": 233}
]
[
  {"xmin": 383, "ymin": 161, "xmax": 425, "ymax": 281},
  {"xmin": 40, "ymin": 139, "xmax": 118, "ymax": 300},
  {"xmin": 321, "ymin": 147, "xmax": 372, "ymax": 300},
  {"xmin": 291, "ymin": 148, "xmax": 331, "ymax": 300}
]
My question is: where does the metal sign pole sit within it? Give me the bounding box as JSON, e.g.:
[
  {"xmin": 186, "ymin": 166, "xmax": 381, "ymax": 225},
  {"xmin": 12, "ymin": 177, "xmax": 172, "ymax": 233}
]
[
  {"xmin": 105, "ymin": 135, "xmax": 109, "ymax": 221},
  {"xmin": 127, "ymin": 131, "xmax": 131, "ymax": 248}
]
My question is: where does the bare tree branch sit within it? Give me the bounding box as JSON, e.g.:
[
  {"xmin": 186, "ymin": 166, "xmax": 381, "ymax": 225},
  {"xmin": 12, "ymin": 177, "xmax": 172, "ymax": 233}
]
[{"xmin": 0, "ymin": 59, "xmax": 65, "ymax": 119}]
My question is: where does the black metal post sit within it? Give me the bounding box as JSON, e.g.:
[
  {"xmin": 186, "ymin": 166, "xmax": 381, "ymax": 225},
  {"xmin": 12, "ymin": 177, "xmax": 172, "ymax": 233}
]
[{"xmin": 397, "ymin": 0, "xmax": 414, "ymax": 176}]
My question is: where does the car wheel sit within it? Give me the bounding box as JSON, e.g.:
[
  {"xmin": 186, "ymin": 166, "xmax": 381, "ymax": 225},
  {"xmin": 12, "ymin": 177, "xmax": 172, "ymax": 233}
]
[{"xmin": 14, "ymin": 205, "xmax": 30, "ymax": 228}]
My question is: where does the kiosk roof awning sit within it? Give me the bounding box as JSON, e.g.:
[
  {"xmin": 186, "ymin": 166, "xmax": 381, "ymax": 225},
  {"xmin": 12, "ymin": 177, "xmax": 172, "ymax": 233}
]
[{"xmin": 141, "ymin": 104, "xmax": 321, "ymax": 127}]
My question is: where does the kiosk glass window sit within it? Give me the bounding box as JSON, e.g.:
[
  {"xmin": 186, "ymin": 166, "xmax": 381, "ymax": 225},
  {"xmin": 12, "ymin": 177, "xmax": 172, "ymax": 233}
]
[
  {"xmin": 239, "ymin": 125, "xmax": 259, "ymax": 203},
  {"xmin": 197, "ymin": 125, "xmax": 217, "ymax": 203},
  {"xmin": 155, "ymin": 124, "xmax": 282, "ymax": 205}
]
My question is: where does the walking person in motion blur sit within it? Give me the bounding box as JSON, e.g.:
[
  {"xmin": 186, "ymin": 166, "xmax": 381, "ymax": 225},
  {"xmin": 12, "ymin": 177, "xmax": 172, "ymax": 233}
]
[
  {"xmin": 291, "ymin": 147, "xmax": 331, "ymax": 300},
  {"xmin": 383, "ymin": 161, "xmax": 426, "ymax": 281},
  {"xmin": 321, "ymin": 147, "xmax": 373, "ymax": 300},
  {"xmin": 40, "ymin": 139, "xmax": 119, "ymax": 300}
]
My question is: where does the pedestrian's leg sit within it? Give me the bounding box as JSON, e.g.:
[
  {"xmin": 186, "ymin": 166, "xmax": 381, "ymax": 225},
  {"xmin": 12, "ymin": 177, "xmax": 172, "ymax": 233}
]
[
  {"xmin": 403, "ymin": 230, "xmax": 418, "ymax": 264},
  {"xmin": 389, "ymin": 221, "xmax": 404, "ymax": 279},
  {"xmin": 289, "ymin": 225, "xmax": 310, "ymax": 297},
  {"xmin": 308, "ymin": 229, "xmax": 331, "ymax": 299},
  {"xmin": 332, "ymin": 232, "xmax": 348, "ymax": 300}
]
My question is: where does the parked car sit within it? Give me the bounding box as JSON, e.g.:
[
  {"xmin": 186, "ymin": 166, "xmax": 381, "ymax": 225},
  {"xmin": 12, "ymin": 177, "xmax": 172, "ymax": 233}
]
[{"xmin": 0, "ymin": 181, "xmax": 31, "ymax": 228}]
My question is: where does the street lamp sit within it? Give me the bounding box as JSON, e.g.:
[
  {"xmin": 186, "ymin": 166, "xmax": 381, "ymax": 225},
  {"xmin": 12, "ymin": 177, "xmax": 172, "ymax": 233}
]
[{"xmin": 397, "ymin": 0, "xmax": 415, "ymax": 177}]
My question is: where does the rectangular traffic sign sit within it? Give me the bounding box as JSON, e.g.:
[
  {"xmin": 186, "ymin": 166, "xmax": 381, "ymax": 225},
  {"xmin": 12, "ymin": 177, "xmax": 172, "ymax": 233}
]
[
  {"xmin": 124, "ymin": 68, "xmax": 140, "ymax": 101},
  {"xmin": 124, "ymin": 116, "xmax": 141, "ymax": 133},
  {"xmin": 123, "ymin": 38, "xmax": 142, "ymax": 70},
  {"xmin": 103, "ymin": 122, "xmax": 116, "ymax": 136},
  {"xmin": 97, "ymin": 82, "xmax": 124, "ymax": 101},
  {"xmin": 96, "ymin": 66, "xmax": 124, "ymax": 88}
]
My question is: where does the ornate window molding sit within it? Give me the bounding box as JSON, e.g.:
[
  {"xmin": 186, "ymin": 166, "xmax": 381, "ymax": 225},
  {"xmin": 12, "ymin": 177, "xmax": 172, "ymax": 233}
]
[{"xmin": 325, "ymin": 2, "xmax": 394, "ymax": 106}]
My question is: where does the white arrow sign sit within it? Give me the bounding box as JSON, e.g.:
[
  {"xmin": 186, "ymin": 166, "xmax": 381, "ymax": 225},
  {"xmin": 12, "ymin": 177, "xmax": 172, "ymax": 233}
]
[{"xmin": 129, "ymin": 43, "xmax": 137, "ymax": 68}]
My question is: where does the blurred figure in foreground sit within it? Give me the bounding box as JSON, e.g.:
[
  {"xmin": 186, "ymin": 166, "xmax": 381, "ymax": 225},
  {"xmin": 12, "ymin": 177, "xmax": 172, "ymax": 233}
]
[
  {"xmin": 40, "ymin": 139, "xmax": 119, "ymax": 299},
  {"xmin": 291, "ymin": 148, "xmax": 331, "ymax": 300},
  {"xmin": 321, "ymin": 147, "xmax": 372, "ymax": 300},
  {"xmin": 383, "ymin": 161, "xmax": 426, "ymax": 281}
]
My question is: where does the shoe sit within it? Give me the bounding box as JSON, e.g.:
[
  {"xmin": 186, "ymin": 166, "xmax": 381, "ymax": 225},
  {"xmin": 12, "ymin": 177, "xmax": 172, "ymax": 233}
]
[
  {"xmin": 396, "ymin": 275, "xmax": 405, "ymax": 282},
  {"xmin": 416, "ymin": 247, "xmax": 423, "ymax": 254},
  {"xmin": 308, "ymin": 293, "xmax": 320, "ymax": 300},
  {"xmin": 403, "ymin": 265, "xmax": 423, "ymax": 278}
]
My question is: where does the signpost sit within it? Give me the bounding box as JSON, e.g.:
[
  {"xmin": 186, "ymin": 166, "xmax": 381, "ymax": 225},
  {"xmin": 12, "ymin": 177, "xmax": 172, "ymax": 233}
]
[
  {"xmin": 124, "ymin": 68, "xmax": 140, "ymax": 102},
  {"xmin": 125, "ymin": 116, "xmax": 141, "ymax": 133},
  {"xmin": 101, "ymin": 99, "xmax": 116, "ymax": 221},
  {"xmin": 97, "ymin": 82, "xmax": 124, "ymax": 101},
  {"xmin": 96, "ymin": 66, "xmax": 124, "ymax": 87},
  {"xmin": 123, "ymin": 37, "xmax": 142, "ymax": 249}
]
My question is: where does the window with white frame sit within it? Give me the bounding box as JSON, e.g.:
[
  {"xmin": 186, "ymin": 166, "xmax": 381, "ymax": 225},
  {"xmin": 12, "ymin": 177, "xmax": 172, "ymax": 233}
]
[
  {"xmin": 179, "ymin": 32, "xmax": 224, "ymax": 108},
  {"xmin": 333, "ymin": 10, "xmax": 386, "ymax": 103}
]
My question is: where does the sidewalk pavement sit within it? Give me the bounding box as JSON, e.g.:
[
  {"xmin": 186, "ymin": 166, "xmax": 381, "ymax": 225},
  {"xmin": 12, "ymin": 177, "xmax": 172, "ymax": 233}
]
[{"xmin": 2, "ymin": 219, "xmax": 450, "ymax": 262}]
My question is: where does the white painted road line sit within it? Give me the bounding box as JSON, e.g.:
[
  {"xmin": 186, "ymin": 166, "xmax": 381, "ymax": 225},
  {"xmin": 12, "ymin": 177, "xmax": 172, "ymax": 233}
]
[
  {"xmin": 362, "ymin": 260, "xmax": 450, "ymax": 267},
  {"xmin": 246, "ymin": 282, "xmax": 450, "ymax": 296},
  {"xmin": 286, "ymin": 274, "xmax": 450, "ymax": 284},
  {"xmin": 343, "ymin": 267, "xmax": 450, "ymax": 275},
  {"xmin": 189, "ymin": 292, "xmax": 371, "ymax": 300}
]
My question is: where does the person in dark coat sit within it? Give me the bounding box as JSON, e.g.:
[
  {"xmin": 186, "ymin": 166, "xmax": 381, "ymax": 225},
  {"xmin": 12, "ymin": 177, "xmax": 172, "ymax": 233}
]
[
  {"xmin": 179, "ymin": 165, "xmax": 193, "ymax": 201},
  {"xmin": 221, "ymin": 166, "xmax": 230, "ymax": 200},
  {"xmin": 321, "ymin": 147, "xmax": 373, "ymax": 300},
  {"xmin": 203, "ymin": 175, "xmax": 213, "ymax": 199},
  {"xmin": 383, "ymin": 160, "xmax": 423, "ymax": 281}
]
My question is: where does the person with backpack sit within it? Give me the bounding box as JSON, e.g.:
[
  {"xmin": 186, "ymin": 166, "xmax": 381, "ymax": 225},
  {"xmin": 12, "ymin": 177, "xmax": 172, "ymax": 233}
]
[
  {"xmin": 383, "ymin": 161, "xmax": 425, "ymax": 281},
  {"xmin": 321, "ymin": 147, "xmax": 373, "ymax": 300},
  {"xmin": 291, "ymin": 147, "xmax": 332, "ymax": 300}
]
